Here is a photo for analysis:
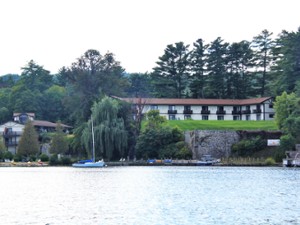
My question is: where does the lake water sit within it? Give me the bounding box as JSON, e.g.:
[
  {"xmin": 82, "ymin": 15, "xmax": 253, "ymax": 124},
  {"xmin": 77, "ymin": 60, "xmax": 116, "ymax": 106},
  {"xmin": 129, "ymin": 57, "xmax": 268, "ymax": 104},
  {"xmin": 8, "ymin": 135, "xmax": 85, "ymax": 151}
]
[{"xmin": 0, "ymin": 166, "xmax": 299, "ymax": 225}]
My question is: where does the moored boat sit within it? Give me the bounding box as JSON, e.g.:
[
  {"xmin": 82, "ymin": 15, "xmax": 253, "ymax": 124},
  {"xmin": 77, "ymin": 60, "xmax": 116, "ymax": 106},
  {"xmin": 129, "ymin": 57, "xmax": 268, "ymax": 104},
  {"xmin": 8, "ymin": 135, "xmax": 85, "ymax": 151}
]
[
  {"xmin": 72, "ymin": 117, "xmax": 106, "ymax": 168},
  {"xmin": 196, "ymin": 155, "xmax": 220, "ymax": 166}
]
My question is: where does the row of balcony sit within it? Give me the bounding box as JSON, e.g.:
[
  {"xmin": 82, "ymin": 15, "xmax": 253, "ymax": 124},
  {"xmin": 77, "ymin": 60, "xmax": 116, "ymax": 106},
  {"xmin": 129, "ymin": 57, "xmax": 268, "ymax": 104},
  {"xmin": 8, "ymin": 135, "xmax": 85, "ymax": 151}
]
[
  {"xmin": 167, "ymin": 109, "xmax": 261, "ymax": 115},
  {"xmin": 2, "ymin": 131, "xmax": 22, "ymax": 138}
]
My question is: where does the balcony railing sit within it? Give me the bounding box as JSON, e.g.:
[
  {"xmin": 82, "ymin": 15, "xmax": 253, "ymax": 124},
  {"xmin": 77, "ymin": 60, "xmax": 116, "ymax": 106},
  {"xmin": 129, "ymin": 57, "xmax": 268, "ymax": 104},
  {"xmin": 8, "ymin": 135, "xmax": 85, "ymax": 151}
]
[
  {"xmin": 183, "ymin": 109, "xmax": 193, "ymax": 114},
  {"xmin": 5, "ymin": 141, "xmax": 18, "ymax": 146},
  {"xmin": 242, "ymin": 109, "xmax": 251, "ymax": 114},
  {"xmin": 253, "ymin": 109, "xmax": 262, "ymax": 113},
  {"xmin": 2, "ymin": 131, "xmax": 22, "ymax": 138},
  {"xmin": 232, "ymin": 110, "xmax": 241, "ymax": 115},
  {"xmin": 216, "ymin": 110, "xmax": 226, "ymax": 115},
  {"xmin": 201, "ymin": 110, "xmax": 210, "ymax": 114},
  {"xmin": 168, "ymin": 110, "xmax": 177, "ymax": 114}
]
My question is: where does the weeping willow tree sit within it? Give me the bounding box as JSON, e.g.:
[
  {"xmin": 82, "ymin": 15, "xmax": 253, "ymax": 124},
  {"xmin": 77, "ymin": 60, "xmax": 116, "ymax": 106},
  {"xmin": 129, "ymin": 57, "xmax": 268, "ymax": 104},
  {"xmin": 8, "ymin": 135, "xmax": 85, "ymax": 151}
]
[{"xmin": 81, "ymin": 96, "xmax": 127, "ymax": 160}]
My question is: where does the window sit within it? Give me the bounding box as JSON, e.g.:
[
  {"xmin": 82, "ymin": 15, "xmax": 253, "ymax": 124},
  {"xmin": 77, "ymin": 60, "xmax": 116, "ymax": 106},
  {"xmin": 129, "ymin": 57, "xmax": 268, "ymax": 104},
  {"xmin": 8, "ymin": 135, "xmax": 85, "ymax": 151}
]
[
  {"xmin": 184, "ymin": 105, "xmax": 191, "ymax": 111},
  {"xmin": 246, "ymin": 115, "xmax": 250, "ymax": 121},
  {"xmin": 269, "ymin": 104, "xmax": 273, "ymax": 108},
  {"xmin": 202, "ymin": 106, "xmax": 208, "ymax": 111},
  {"xmin": 202, "ymin": 115, "xmax": 209, "ymax": 120},
  {"xmin": 169, "ymin": 105, "xmax": 175, "ymax": 110},
  {"xmin": 269, "ymin": 114, "xmax": 274, "ymax": 118},
  {"xmin": 217, "ymin": 115, "xmax": 224, "ymax": 120},
  {"xmin": 169, "ymin": 115, "xmax": 176, "ymax": 120},
  {"xmin": 150, "ymin": 105, "xmax": 158, "ymax": 110},
  {"xmin": 256, "ymin": 114, "xmax": 261, "ymax": 121}
]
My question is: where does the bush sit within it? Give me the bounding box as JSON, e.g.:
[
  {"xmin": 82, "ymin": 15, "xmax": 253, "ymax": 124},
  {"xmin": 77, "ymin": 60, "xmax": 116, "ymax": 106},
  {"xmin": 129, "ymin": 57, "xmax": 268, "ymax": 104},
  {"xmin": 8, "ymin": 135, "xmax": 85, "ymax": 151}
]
[
  {"xmin": 232, "ymin": 137, "xmax": 266, "ymax": 157},
  {"xmin": 279, "ymin": 134, "xmax": 296, "ymax": 151},
  {"xmin": 60, "ymin": 156, "xmax": 71, "ymax": 165},
  {"xmin": 13, "ymin": 154, "xmax": 22, "ymax": 162},
  {"xmin": 3, "ymin": 151, "xmax": 13, "ymax": 160},
  {"xmin": 49, "ymin": 154, "xmax": 59, "ymax": 165},
  {"xmin": 29, "ymin": 155, "xmax": 37, "ymax": 162},
  {"xmin": 265, "ymin": 157, "xmax": 276, "ymax": 166},
  {"xmin": 39, "ymin": 154, "xmax": 49, "ymax": 162}
]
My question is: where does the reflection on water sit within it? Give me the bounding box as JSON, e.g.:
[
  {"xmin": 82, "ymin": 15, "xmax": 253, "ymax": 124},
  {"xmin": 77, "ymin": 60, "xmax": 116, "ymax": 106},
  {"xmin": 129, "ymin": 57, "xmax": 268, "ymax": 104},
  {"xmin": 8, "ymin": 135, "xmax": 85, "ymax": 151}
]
[{"xmin": 0, "ymin": 166, "xmax": 299, "ymax": 225}]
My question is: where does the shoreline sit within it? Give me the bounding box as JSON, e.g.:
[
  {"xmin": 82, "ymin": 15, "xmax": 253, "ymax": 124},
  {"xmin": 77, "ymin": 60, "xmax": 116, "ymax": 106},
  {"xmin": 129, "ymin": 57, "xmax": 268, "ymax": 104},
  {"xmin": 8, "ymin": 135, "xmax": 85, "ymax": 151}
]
[{"xmin": 0, "ymin": 161, "xmax": 283, "ymax": 167}]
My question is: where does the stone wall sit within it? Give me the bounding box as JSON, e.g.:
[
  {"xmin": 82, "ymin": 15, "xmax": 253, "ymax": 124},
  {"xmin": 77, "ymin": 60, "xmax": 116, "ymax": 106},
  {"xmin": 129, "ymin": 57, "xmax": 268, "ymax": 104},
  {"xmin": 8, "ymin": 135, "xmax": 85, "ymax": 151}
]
[{"xmin": 185, "ymin": 130, "xmax": 240, "ymax": 159}]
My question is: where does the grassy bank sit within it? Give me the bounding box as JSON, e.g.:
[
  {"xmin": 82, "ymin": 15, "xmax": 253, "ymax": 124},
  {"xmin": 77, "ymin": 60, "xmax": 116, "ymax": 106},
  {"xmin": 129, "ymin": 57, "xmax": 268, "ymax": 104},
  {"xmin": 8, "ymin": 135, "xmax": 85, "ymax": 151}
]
[{"xmin": 166, "ymin": 120, "xmax": 277, "ymax": 131}]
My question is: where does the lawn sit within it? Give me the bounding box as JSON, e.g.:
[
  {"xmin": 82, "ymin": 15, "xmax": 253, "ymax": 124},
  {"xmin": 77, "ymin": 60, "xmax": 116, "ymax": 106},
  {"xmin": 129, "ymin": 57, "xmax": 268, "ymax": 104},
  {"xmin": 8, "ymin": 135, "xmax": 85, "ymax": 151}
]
[{"xmin": 166, "ymin": 120, "xmax": 278, "ymax": 131}]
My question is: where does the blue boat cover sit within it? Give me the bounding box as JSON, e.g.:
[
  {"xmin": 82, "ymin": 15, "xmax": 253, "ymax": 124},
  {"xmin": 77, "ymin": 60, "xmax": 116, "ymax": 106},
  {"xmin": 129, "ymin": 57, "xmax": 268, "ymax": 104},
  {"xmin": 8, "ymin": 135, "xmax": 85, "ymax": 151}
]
[{"xmin": 78, "ymin": 159, "xmax": 93, "ymax": 164}]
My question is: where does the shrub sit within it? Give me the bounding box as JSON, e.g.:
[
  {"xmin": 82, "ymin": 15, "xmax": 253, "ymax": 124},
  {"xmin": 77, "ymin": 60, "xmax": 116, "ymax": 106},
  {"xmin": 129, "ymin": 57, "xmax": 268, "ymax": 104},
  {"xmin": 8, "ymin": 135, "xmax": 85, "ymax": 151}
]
[
  {"xmin": 39, "ymin": 154, "xmax": 49, "ymax": 162},
  {"xmin": 279, "ymin": 134, "xmax": 296, "ymax": 151},
  {"xmin": 49, "ymin": 154, "xmax": 59, "ymax": 165},
  {"xmin": 265, "ymin": 157, "xmax": 276, "ymax": 166},
  {"xmin": 13, "ymin": 154, "xmax": 22, "ymax": 162},
  {"xmin": 29, "ymin": 155, "xmax": 37, "ymax": 162},
  {"xmin": 60, "ymin": 156, "xmax": 71, "ymax": 165},
  {"xmin": 3, "ymin": 151, "xmax": 13, "ymax": 160},
  {"xmin": 232, "ymin": 137, "xmax": 266, "ymax": 157}
]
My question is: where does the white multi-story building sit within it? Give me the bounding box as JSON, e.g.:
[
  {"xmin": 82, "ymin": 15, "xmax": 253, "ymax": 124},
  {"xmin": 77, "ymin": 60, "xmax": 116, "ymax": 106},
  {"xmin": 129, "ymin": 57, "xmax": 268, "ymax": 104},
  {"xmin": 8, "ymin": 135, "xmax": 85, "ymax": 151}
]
[
  {"xmin": 0, "ymin": 113, "xmax": 71, "ymax": 154},
  {"xmin": 117, "ymin": 97, "xmax": 275, "ymax": 121}
]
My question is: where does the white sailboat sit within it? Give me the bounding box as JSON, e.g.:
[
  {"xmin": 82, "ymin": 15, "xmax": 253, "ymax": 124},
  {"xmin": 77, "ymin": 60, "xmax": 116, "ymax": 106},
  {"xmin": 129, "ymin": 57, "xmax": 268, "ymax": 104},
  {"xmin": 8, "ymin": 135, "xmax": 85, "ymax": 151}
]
[{"xmin": 72, "ymin": 117, "xmax": 106, "ymax": 168}]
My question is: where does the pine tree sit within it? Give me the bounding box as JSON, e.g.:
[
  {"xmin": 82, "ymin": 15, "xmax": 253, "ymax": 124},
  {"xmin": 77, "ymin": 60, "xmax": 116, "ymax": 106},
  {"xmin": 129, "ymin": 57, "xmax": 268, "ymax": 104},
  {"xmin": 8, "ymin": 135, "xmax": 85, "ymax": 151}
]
[
  {"xmin": 17, "ymin": 121, "xmax": 39, "ymax": 157},
  {"xmin": 153, "ymin": 42, "xmax": 190, "ymax": 98},
  {"xmin": 189, "ymin": 39, "xmax": 207, "ymax": 98},
  {"xmin": 252, "ymin": 30, "xmax": 274, "ymax": 96},
  {"xmin": 206, "ymin": 37, "xmax": 229, "ymax": 98}
]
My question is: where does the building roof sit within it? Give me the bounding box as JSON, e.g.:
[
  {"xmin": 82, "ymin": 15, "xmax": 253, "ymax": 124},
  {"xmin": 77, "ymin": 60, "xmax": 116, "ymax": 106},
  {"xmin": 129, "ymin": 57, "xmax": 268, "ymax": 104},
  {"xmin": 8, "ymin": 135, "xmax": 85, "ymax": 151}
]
[
  {"xmin": 32, "ymin": 120, "xmax": 72, "ymax": 128},
  {"xmin": 116, "ymin": 97, "xmax": 273, "ymax": 106},
  {"xmin": 13, "ymin": 112, "xmax": 35, "ymax": 117}
]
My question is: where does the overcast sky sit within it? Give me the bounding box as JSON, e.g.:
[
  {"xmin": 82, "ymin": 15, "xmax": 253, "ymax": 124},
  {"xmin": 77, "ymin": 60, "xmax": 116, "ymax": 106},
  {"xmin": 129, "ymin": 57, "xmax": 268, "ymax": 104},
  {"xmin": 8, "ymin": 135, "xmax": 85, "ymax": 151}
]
[{"xmin": 0, "ymin": 0, "xmax": 299, "ymax": 75}]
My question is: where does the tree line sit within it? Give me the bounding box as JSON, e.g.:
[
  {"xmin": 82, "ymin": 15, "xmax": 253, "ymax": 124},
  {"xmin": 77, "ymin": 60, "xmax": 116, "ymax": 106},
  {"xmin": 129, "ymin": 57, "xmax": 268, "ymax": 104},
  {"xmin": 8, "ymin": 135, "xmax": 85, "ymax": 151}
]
[{"xmin": 0, "ymin": 27, "xmax": 299, "ymax": 160}]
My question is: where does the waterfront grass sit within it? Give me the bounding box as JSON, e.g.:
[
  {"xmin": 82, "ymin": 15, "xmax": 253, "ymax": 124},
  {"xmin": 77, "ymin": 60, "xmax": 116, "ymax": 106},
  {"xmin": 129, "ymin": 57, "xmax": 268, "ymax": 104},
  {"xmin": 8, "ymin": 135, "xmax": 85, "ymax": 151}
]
[{"xmin": 166, "ymin": 120, "xmax": 277, "ymax": 131}]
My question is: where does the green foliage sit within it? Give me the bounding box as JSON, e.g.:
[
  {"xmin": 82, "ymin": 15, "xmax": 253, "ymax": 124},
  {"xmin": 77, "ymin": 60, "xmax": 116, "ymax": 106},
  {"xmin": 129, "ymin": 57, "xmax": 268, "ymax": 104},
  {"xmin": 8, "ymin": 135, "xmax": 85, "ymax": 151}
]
[
  {"xmin": 126, "ymin": 73, "xmax": 152, "ymax": 97},
  {"xmin": 274, "ymin": 91, "xmax": 297, "ymax": 129},
  {"xmin": 152, "ymin": 42, "xmax": 190, "ymax": 98},
  {"xmin": 41, "ymin": 85, "xmax": 66, "ymax": 122},
  {"xmin": 264, "ymin": 157, "xmax": 276, "ymax": 166},
  {"xmin": 279, "ymin": 134, "xmax": 296, "ymax": 151},
  {"xmin": 60, "ymin": 156, "xmax": 72, "ymax": 165},
  {"xmin": 0, "ymin": 137, "xmax": 6, "ymax": 152},
  {"xmin": 189, "ymin": 39, "xmax": 207, "ymax": 98},
  {"xmin": 206, "ymin": 37, "xmax": 229, "ymax": 98},
  {"xmin": 39, "ymin": 154, "xmax": 49, "ymax": 162},
  {"xmin": 252, "ymin": 29, "xmax": 274, "ymax": 96},
  {"xmin": 136, "ymin": 110, "xmax": 186, "ymax": 159},
  {"xmin": 232, "ymin": 137, "xmax": 266, "ymax": 157},
  {"xmin": 175, "ymin": 141, "xmax": 192, "ymax": 159},
  {"xmin": 4, "ymin": 151, "xmax": 13, "ymax": 160},
  {"xmin": 145, "ymin": 110, "xmax": 166, "ymax": 129},
  {"xmin": 274, "ymin": 91, "xmax": 300, "ymax": 143},
  {"xmin": 49, "ymin": 154, "xmax": 59, "ymax": 165},
  {"xmin": 17, "ymin": 121, "xmax": 39, "ymax": 157},
  {"xmin": 13, "ymin": 154, "xmax": 22, "ymax": 162},
  {"xmin": 50, "ymin": 122, "xmax": 69, "ymax": 154},
  {"xmin": 0, "ymin": 107, "xmax": 10, "ymax": 124},
  {"xmin": 81, "ymin": 96, "xmax": 127, "ymax": 160},
  {"xmin": 272, "ymin": 28, "xmax": 300, "ymax": 94},
  {"xmin": 61, "ymin": 49, "xmax": 128, "ymax": 124}
]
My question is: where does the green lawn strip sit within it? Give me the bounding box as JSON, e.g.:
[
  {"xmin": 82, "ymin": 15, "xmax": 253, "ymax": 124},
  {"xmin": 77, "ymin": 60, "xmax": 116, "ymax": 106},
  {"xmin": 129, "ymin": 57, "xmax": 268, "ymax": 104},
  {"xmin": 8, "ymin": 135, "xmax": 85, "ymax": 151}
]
[{"xmin": 166, "ymin": 120, "xmax": 277, "ymax": 131}]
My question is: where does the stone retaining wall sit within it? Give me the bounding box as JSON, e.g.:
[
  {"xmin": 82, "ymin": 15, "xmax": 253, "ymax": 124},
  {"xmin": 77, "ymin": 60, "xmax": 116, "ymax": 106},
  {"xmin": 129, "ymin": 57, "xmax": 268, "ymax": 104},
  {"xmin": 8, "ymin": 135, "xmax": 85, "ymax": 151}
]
[{"xmin": 185, "ymin": 130, "xmax": 240, "ymax": 159}]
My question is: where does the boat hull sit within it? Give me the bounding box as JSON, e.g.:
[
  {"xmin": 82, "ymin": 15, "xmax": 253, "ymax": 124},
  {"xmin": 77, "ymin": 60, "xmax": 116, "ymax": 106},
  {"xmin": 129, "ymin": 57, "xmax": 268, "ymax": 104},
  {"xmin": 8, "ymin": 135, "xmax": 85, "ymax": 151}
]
[{"xmin": 72, "ymin": 161, "xmax": 105, "ymax": 168}]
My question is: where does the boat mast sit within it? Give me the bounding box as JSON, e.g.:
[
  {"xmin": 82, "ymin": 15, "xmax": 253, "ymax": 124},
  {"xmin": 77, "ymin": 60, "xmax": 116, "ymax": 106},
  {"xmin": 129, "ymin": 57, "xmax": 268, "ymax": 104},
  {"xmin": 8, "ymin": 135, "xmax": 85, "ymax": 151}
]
[{"xmin": 91, "ymin": 117, "xmax": 96, "ymax": 162}]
